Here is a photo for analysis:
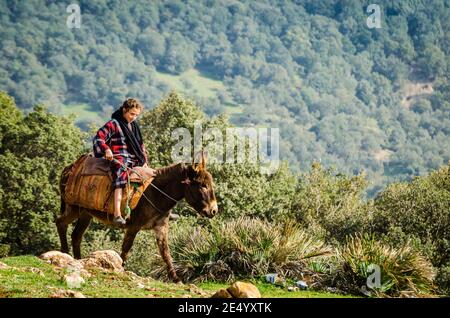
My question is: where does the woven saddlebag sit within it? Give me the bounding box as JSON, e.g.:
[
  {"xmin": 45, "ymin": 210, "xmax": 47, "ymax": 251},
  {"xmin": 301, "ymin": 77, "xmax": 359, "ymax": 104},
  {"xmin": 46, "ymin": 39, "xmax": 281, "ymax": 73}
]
[{"xmin": 63, "ymin": 154, "xmax": 154, "ymax": 216}]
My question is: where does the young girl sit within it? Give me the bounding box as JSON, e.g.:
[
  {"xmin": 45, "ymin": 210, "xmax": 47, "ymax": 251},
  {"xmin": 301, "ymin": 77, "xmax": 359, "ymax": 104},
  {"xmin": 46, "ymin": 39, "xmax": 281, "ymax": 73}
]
[{"xmin": 93, "ymin": 98, "xmax": 153, "ymax": 226}]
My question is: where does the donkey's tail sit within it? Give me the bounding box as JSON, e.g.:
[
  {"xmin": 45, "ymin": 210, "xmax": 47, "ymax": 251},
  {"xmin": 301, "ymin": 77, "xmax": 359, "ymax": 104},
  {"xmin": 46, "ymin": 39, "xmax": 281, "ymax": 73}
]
[{"xmin": 59, "ymin": 164, "xmax": 73, "ymax": 215}]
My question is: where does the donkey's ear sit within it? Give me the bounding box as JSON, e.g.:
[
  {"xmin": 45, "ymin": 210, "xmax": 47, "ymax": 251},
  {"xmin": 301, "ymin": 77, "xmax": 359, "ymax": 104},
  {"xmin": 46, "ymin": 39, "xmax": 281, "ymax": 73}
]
[{"xmin": 193, "ymin": 150, "xmax": 207, "ymax": 172}]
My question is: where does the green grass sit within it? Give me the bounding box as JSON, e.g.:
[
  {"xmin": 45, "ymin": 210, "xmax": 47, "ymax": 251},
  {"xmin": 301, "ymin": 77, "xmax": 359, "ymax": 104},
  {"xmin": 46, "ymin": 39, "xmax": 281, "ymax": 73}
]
[
  {"xmin": 155, "ymin": 68, "xmax": 244, "ymax": 118},
  {"xmin": 0, "ymin": 256, "xmax": 67, "ymax": 298},
  {"xmin": 155, "ymin": 69, "xmax": 226, "ymax": 99},
  {"xmin": 0, "ymin": 256, "xmax": 194, "ymax": 298},
  {"xmin": 224, "ymin": 104, "xmax": 244, "ymax": 115},
  {"xmin": 53, "ymin": 69, "xmax": 243, "ymax": 129},
  {"xmin": 0, "ymin": 255, "xmax": 354, "ymax": 298},
  {"xmin": 59, "ymin": 103, "xmax": 107, "ymax": 127},
  {"xmin": 198, "ymin": 281, "xmax": 356, "ymax": 298}
]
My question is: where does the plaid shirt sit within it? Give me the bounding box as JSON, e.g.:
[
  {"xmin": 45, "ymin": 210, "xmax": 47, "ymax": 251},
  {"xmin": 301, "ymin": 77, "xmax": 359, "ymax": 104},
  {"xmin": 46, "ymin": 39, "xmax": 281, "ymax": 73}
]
[{"xmin": 93, "ymin": 119, "xmax": 147, "ymax": 166}]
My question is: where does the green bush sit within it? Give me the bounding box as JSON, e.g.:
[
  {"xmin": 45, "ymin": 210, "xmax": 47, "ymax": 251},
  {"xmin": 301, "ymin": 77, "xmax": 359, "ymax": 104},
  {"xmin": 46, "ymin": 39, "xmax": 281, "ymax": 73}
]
[
  {"xmin": 0, "ymin": 92, "xmax": 86, "ymax": 255},
  {"xmin": 372, "ymin": 163, "xmax": 450, "ymax": 293},
  {"xmin": 148, "ymin": 216, "xmax": 332, "ymax": 282},
  {"xmin": 140, "ymin": 91, "xmax": 297, "ymax": 220},
  {"xmin": 290, "ymin": 162, "xmax": 372, "ymax": 243},
  {"xmin": 435, "ymin": 266, "xmax": 450, "ymax": 295},
  {"xmin": 0, "ymin": 244, "xmax": 10, "ymax": 258},
  {"xmin": 330, "ymin": 234, "xmax": 435, "ymax": 297},
  {"xmin": 210, "ymin": 161, "xmax": 297, "ymax": 220}
]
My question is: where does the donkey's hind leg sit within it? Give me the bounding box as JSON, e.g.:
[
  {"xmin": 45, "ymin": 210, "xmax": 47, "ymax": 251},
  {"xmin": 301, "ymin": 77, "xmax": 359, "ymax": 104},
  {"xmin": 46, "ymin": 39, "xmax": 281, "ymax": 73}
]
[
  {"xmin": 56, "ymin": 204, "xmax": 79, "ymax": 254},
  {"xmin": 71, "ymin": 211, "xmax": 92, "ymax": 259}
]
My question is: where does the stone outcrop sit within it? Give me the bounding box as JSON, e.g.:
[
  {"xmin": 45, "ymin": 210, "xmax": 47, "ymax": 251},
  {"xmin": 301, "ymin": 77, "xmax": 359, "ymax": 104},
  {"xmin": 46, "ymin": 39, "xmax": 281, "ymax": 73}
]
[
  {"xmin": 40, "ymin": 251, "xmax": 79, "ymax": 268},
  {"xmin": 49, "ymin": 288, "xmax": 86, "ymax": 298},
  {"xmin": 212, "ymin": 281, "xmax": 261, "ymax": 298},
  {"xmin": 39, "ymin": 250, "xmax": 123, "ymax": 274},
  {"xmin": 79, "ymin": 250, "xmax": 123, "ymax": 272}
]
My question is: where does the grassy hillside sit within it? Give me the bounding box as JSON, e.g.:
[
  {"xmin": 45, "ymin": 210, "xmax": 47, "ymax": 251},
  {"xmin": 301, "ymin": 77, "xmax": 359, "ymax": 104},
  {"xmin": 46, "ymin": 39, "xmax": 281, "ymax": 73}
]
[
  {"xmin": 2, "ymin": 0, "xmax": 448, "ymax": 198},
  {"xmin": 0, "ymin": 255, "xmax": 353, "ymax": 298},
  {"xmin": 155, "ymin": 69, "xmax": 226, "ymax": 99}
]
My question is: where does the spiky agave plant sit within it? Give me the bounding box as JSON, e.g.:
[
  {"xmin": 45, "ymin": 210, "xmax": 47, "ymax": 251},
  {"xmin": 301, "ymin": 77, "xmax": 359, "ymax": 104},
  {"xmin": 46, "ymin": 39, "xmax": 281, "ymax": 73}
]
[
  {"xmin": 150, "ymin": 217, "xmax": 333, "ymax": 282},
  {"xmin": 335, "ymin": 234, "xmax": 436, "ymax": 297},
  {"xmin": 269, "ymin": 220, "xmax": 333, "ymax": 278},
  {"xmin": 149, "ymin": 221, "xmax": 217, "ymax": 282}
]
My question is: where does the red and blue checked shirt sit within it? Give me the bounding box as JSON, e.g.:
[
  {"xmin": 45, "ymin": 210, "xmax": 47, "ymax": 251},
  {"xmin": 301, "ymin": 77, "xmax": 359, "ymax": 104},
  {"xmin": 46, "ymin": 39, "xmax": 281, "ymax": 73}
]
[{"xmin": 93, "ymin": 119, "xmax": 147, "ymax": 166}]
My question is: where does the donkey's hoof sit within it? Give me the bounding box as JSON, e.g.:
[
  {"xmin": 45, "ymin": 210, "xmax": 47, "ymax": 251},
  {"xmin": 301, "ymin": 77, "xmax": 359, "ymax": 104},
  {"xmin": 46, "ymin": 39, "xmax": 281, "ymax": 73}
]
[{"xmin": 171, "ymin": 276, "xmax": 182, "ymax": 284}]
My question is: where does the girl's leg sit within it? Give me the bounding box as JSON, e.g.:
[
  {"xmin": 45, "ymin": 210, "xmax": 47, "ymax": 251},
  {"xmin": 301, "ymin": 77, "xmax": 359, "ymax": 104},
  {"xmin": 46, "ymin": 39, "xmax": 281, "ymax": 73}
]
[
  {"xmin": 114, "ymin": 188, "xmax": 123, "ymax": 217},
  {"xmin": 112, "ymin": 187, "xmax": 126, "ymax": 226},
  {"xmin": 111, "ymin": 162, "xmax": 127, "ymax": 226}
]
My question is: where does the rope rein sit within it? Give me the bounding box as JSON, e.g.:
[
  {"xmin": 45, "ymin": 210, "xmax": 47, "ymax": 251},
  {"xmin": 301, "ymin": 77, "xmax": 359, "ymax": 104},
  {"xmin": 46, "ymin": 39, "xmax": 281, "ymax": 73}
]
[{"xmin": 110, "ymin": 156, "xmax": 194, "ymax": 216}]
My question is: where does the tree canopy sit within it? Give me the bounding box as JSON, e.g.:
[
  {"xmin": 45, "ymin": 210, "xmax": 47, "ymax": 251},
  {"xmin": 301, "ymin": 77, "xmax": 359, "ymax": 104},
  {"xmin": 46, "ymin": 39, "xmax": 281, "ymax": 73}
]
[{"xmin": 0, "ymin": 0, "xmax": 449, "ymax": 197}]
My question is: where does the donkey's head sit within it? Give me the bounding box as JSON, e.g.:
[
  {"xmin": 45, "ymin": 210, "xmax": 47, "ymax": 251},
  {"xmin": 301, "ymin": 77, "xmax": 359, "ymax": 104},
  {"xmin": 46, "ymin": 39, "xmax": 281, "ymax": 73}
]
[{"xmin": 182, "ymin": 152, "xmax": 218, "ymax": 218}]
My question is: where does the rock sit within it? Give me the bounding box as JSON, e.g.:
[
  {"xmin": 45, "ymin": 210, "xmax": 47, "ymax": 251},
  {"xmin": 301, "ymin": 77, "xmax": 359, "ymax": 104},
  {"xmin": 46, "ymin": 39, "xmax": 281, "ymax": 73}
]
[
  {"xmin": 40, "ymin": 251, "xmax": 91, "ymax": 278},
  {"xmin": 24, "ymin": 267, "xmax": 45, "ymax": 277},
  {"xmin": 186, "ymin": 284, "xmax": 200, "ymax": 293},
  {"xmin": 125, "ymin": 271, "xmax": 140, "ymax": 280},
  {"xmin": 40, "ymin": 250, "xmax": 122, "ymax": 280},
  {"xmin": 145, "ymin": 287, "xmax": 158, "ymax": 292},
  {"xmin": 0, "ymin": 261, "xmax": 9, "ymax": 269},
  {"xmin": 80, "ymin": 250, "xmax": 123, "ymax": 272},
  {"xmin": 65, "ymin": 272, "xmax": 85, "ymax": 289},
  {"xmin": 70, "ymin": 291, "xmax": 86, "ymax": 298},
  {"xmin": 39, "ymin": 251, "xmax": 78, "ymax": 268},
  {"xmin": 211, "ymin": 289, "xmax": 233, "ymax": 298},
  {"xmin": 287, "ymin": 286, "xmax": 299, "ymax": 292},
  {"xmin": 227, "ymin": 282, "xmax": 261, "ymax": 298},
  {"xmin": 50, "ymin": 288, "xmax": 86, "ymax": 298},
  {"xmin": 137, "ymin": 283, "xmax": 146, "ymax": 289},
  {"xmin": 185, "ymin": 283, "xmax": 207, "ymax": 296}
]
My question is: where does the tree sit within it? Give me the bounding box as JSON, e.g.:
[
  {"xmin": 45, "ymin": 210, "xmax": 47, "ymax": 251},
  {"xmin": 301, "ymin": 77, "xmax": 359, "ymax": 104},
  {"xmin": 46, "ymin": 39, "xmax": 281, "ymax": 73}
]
[
  {"xmin": 0, "ymin": 92, "xmax": 85, "ymax": 255},
  {"xmin": 134, "ymin": 28, "xmax": 166, "ymax": 66},
  {"xmin": 139, "ymin": 91, "xmax": 297, "ymax": 220}
]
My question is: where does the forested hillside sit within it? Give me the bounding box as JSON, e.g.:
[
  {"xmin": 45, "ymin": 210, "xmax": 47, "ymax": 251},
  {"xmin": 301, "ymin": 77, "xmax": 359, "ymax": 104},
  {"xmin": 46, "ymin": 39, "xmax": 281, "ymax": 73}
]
[{"xmin": 1, "ymin": 0, "xmax": 449, "ymax": 196}]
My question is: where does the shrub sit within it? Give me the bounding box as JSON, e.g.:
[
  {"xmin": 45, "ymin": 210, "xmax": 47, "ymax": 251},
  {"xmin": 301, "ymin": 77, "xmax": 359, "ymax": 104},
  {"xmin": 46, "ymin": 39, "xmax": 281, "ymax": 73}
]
[
  {"xmin": 148, "ymin": 216, "xmax": 332, "ymax": 282},
  {"xmin": 0, "ymin": 92, "xmax": 86, "ymax": 255},
  {"xmin": 290, "ymin": 162, "xmax": 372, "ymax": 243},
  {"xmin": 330, "ymin": 234, "xmax": 436, "ymax": 297},
  {"xmin": 139, "ymin": 91, "xmax": 298, "ymax": 221},
  {"xmin": 372, "ymin": 162, "xmax": 450, "ymax": 293},
  {"xmin": 210, "ymin": 161, "xmax": 297, "ymax": 221},
  {"xmin": 0, "ymin": 244, "xmax": 10, "ymax": 258},
  {"xmin": 435, "ymin": 266, "xmax": 450, "ymax": 295}
]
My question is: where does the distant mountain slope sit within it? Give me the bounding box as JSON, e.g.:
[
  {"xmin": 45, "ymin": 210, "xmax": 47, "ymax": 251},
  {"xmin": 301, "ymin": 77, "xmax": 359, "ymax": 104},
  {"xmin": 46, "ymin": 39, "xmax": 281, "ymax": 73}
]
[{"xmin": 0, "ymin": 0, "xmax": 449, "ymax": 197}]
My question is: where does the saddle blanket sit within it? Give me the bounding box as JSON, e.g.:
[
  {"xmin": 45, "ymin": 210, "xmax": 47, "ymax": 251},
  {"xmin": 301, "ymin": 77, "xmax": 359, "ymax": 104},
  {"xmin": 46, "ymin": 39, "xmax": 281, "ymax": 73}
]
[{"xmin": 63, "ymin": 154, "xmax": 155, "ymax": 215}]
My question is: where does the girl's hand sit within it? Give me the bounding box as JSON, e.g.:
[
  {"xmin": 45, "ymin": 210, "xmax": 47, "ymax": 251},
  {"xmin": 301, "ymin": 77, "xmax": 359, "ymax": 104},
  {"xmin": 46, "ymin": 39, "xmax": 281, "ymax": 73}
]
[
  {"xmin": 142, "ymin": 163, "xmax": 156, "ymax": 176},
  {"xmin": 105, "ymin": 149, "xmax": 113, "ymax": 161}
]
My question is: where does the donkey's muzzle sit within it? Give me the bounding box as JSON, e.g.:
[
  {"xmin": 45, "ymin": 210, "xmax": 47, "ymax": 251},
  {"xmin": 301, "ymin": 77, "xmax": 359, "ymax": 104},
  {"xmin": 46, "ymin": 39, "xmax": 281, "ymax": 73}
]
[{"xmin": 203, "ymin": 200, "xmax": 218, "ymax": 218}]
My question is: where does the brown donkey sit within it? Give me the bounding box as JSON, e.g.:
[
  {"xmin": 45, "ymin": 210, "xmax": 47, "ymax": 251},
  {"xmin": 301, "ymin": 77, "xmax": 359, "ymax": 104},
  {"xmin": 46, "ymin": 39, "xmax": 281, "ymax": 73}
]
[{"xmin": 56, "ymin": 155, "xmax": 218, "ymax": 282}]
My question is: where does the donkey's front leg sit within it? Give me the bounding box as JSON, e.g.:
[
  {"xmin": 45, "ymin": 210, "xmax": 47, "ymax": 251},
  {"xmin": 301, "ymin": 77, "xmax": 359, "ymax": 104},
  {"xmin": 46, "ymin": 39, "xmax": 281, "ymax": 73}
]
[{"xmin": 154, "ymin": 223, "xmax": 180, "ymax": 283}]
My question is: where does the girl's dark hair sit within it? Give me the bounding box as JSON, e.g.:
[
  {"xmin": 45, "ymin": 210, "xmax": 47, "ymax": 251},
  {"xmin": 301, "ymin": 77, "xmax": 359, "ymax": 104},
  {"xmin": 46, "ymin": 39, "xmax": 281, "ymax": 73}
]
[{"xmin": 121, "ymin": 98, "xmax": 143, "ymax": 112}]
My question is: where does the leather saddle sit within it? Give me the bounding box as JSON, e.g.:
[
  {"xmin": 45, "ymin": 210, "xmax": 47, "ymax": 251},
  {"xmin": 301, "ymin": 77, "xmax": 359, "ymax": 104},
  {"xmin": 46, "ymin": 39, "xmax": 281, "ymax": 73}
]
[{"xmin": 81, "ymin": 155, "xmax": 155, "ymax": 184}]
